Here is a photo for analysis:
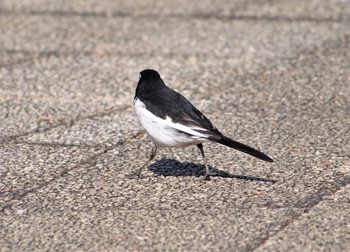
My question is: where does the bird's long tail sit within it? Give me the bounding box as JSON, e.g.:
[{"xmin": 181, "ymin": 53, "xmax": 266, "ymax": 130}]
[{"xmin": 215, "ymin": 135, "xmax": 273, "ymax": 162}]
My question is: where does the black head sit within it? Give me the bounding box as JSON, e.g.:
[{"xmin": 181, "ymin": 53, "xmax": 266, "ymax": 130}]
[
  {"xmin": 135, "ymin": 69, "xmax": 166, "ymax": 98},
  {"xmin": 140, "ymin": 69, "xmax": 161, "ymax": 80}
]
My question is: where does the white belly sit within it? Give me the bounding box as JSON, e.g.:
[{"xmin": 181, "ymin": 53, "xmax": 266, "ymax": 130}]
[{"xmin": 134, "ymin": 98, "xmax": 207, "ymax": 147}]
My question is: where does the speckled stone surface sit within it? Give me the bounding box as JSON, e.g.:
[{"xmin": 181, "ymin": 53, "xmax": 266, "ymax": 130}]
[{"xmin": 1, "ymin": 0, "xmax": 349, "ymax": 251}]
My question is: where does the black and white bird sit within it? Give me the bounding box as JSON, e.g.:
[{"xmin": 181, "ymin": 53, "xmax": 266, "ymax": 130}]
[{"xmin": 133, "ymin": 69, "xmax": 273, "ymax": 179}]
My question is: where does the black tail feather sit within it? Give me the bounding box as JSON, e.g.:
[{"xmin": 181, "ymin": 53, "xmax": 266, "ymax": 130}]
[{"xmin": 215, "ymin": 135, "xmax": 273, "ymax": 162}]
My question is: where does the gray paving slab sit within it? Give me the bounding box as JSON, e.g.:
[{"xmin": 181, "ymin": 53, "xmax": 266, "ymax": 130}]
[
  {"xmin": 0, "ymin": 143, "xmax": 102, "ymax": 204},
  {"xmin": 0, "ymin": 149, "xmax": 295, "ymax": 251},
  {"xmin": 256, "ymin": 182, "xmax": 350, "ymax": 252},
  {"xmin": 1, "ymin": 0, "xmax": 350, "ymax": 251},
  {"xmin": 1, "ymin": 11, "xmax": 348, "ymax": 139}
]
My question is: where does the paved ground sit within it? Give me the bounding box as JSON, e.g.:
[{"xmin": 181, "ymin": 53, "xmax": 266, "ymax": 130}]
[{"xmin": 1, "ymin": 0, "xmax": 350, "ymax": 251}]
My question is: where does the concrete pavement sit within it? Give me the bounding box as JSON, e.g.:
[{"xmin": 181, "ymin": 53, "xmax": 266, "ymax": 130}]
[{"xmin": 1, "ymin": 0, "xmax": 350, "ymax": 251}]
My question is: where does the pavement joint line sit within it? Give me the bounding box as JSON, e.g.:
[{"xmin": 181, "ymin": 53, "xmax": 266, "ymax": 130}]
[
  {"xmin": 0, "ymin": 9, "xmax": 349, "ymax": 23},
  {"xmin": 0, "ymin": 58, "xmax": 34, "ymax": 68},
  {"xmin": 0, "ymin": 50, "xmax": 97, "ymax": 68},
  {"xmin": 0, "ymin": 131, "xmax": 143, "ymax": 212},
  {"xmin": 2, "ymin": 33, "xmax": 348, "ymax": 70},
  {"xmin": 9, "ymin": 141, "xmax": 109, "ymax": 149},
  {"xmin": 0, "ymin": 48, "xmax": 256, "ymax": 68},
  {"xmin": 1, "ymin": 49, "xmax": 223, "ymax": 68},
  {"xmin": 10, "ymin": 130, "xmax": 144, "ymax": 149},
  {"xmin": 0, "ymin": 48, "xmax": 300, "ymax": 69},
  {"xmin": 250, "ymin": 175, "xmax": 350, "ymax": 251},
  {"xmin": 0, "ymin": 105, "xmax": 131, "ymax": 144}
]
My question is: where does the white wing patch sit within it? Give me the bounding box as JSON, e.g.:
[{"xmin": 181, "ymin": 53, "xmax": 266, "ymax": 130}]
[{"xmin": 134, "ymin": 98, "xmax": 209, "ymax": 147}]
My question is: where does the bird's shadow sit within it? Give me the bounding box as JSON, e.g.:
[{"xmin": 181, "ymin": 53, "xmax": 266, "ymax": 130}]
[{"xmin": 148, "ymin": 158, "xmax": 277, "ymax": 183}]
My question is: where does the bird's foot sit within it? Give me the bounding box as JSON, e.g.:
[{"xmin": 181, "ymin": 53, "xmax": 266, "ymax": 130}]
[
  {"xmin": 203, "ymin": 170, "xmax": 217, "ymax": 181},
  {"xmin": 127, "ymin": 170, "xmax": 143, "ymax": 179}
]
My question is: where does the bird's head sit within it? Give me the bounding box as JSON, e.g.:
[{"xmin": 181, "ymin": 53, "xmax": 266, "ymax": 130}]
[{"xmin": 135, "ymin": 69, "xmax": 166, "ymax": 98}]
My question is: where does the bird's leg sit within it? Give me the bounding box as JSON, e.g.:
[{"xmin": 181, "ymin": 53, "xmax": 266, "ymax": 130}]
[
  {"xmin": 132, "ymin": 146, "xmax": 157, "ymax": 178},
  {"xmin": 197, "ymin": 144, "xmax": 215, "ymax": 180}
]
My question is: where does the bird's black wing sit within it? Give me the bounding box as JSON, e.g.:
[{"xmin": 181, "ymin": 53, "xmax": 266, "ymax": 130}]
[
  {"xmin": 139, "ymin": 87, "xmax": 222, "ymax": 140},
  {"xmin": 140, "ymin": 86, "xmax": 273, "ymax": 162}
]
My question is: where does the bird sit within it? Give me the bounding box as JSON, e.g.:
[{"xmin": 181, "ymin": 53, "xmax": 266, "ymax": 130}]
[{"xmin": 133, "ymin": 69, "xmax": 273, "ymax": 179}]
